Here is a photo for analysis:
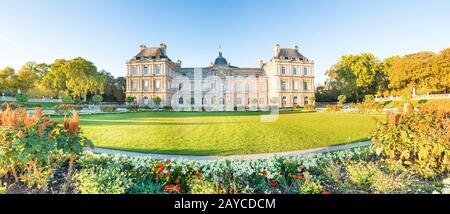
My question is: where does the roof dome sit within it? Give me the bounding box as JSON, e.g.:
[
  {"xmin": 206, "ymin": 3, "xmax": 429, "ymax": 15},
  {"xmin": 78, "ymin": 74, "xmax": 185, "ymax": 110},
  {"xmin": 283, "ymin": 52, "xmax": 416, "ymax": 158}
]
[{"xmin": 214, "ymin": 52, "xmax": 228, "ymax": 65}]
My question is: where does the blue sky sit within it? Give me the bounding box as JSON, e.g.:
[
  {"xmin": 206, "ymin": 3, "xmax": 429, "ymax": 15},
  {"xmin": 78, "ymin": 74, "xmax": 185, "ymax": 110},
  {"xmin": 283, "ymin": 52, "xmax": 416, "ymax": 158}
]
[{"xmin": 1, "ymin": 0, "xmax": 450, "ymax": 85}]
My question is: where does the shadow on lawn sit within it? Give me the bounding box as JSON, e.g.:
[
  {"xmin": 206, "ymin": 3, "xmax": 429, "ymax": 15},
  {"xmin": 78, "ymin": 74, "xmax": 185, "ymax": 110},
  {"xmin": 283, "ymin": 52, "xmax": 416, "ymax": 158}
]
[
  {"xmin": 79, "ymin": 120, "xmax": 247, "ymax": 126},
  {"xmin": 97, "ymin": 147, "xmax": 242, "ymax": 156}
]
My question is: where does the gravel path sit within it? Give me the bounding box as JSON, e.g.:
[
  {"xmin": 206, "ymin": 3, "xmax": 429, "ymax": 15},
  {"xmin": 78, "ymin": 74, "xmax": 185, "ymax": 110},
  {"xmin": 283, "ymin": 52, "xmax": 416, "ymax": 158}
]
[{"xmin": 86, "ymin": 141, "xmax": 372, "ymax": 161}]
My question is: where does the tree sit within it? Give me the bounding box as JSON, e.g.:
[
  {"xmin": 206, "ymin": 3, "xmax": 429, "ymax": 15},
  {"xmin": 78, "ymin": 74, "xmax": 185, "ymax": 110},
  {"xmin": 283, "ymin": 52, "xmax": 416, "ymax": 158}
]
[
  {"xmin": 0, "ymin": 67, "xmax": 19, "ymax": 95},
  {"xmin": 152, "ymin": 96, "xmax": 162, "ymax": 105},
  {"xmin": 125, "ymin": 96, "xmax": 135, "ymax": 104},
  {"xmin": 17, "ymin": 62, "xmax": 43, "ymax": 92},
  {"xmin": 92, "ymin": 95, "xmax": 103, "ymax": 104},
  {"xmin": 326, "ymin": 53, "xmax": 383, "ymax": 102},
  {"xmin": 307, "ymin": 96, "xmax": 315, "ymax": 104},
  {"xmin": 64, "ymin": 57, "xmax": 105, "ymax": 101},
  {"xmin": 431, "ymin": 48, "xmax": 450, "ymax": 93},
  {"xmin": 338, "ymin": 95, "xmax": 346, "ymax": 104},
  {"xmin": 40, "ymin": 59, "xmax": 68, "ymax": 97},
  {"xmin": 386, "ymin": 51, "xmax": 435, "ymax": 95},
  {"xmin": 15, "ymin": 93, "xmax": 28, "ymax": 104}
]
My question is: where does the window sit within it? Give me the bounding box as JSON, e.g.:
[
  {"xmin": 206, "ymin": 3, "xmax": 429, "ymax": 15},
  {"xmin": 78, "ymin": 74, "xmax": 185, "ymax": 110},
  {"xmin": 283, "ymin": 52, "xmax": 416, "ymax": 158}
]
[
  {"xmin": 303, "ymin": 67, "xmax": 308, "ymax": 76},
  {"xmin": 190, "ymin": 97, "xmax": 195, "ymax": 105},
  {"xmin": 304, "ymin": 97, "xmax": 309, "ymax": 104},
  {"xmin": 179, "ymin": 83, "xmax": 183, "ymax": 90},
  {"xmin": 155, "ymin": 65, "xmax": 161, "ymax": 74},
  {"xmin": 293, "ymin": 66, "xmax": 297, "ymax": 75},
  {"xmin": 303, "ymin": 81, "xmax": 308, "ymax": 91},
  {"xmin": 293, "ymin": 96, "xmax": 298, "ymax": 104},
  {"xmin": 281, "ymin": 80, "xmax": 287, "ymax": 90},
  {"xmin": 143, "ymin": 66, "xmax": 149, "ymax": 75},
  {"xmin": 154, "ymin": 80, "xmax": 161, "ymax": 91},
  {"xmin": 131, "ymin": 66, "xmax": 138, "ymax": 76},
  {"xmin": 143, "ymin": 80, "xmax": 149, "ymax": 91},
  {"xmin": 282, "ymin": 96, "xmax": 287, "ymax": 106},
  {"xmin": 281, "ymin": 66, "xmax": 286, "ymax": 74},
  {"xmin": 179, "ymin": 97, "xmax": 183, "ymax": 104},
  {"xmin": 292, "ymin": 80, "xmax": 296, "ymax": 90},
  {"xmin": 131, "ymin": 80, "xmax": 137, "ymax": 91}
]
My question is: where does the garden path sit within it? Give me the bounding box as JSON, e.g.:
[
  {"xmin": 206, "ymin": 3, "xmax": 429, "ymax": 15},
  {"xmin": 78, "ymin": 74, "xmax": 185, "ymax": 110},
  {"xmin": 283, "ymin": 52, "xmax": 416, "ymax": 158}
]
[{"xmin": 86, "ymin": 141, "xmax": 372, "ymax": 161}]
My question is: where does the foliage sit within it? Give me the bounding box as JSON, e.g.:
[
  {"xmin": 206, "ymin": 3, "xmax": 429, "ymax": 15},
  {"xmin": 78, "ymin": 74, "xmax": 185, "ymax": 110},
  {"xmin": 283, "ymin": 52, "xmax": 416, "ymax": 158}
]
[
  {"xmin": 303, "ymin": 104, "xmax": 316, "ymax": 110},
  {"xmin": 61, "ymin": 95, "xmax": 74, "ymax": 104},
  {"xmin": 364, "ymin": 94, "xmax": 374, "ymax": 102},
  {"xmin": 188, "ymin": 178, "xmax": 222, "ymax": 194},
  {"xmin": 54, "ymin": 104, "xmax": 87, "ymax": 114},
  {"xmin": 92, "ymin": 95, "xmax": 103, "ymax": 104},
  {"xmin": 356, "ymin": 101, "xmax": 383, "ymax": 113},
  {"xmin": 0, "ymin": 107, "xmax": 93, "ymax": 190},
  {"xmin": 371, "ymin": 104, "xmax": 450, "ymax": 178},
  {"xmin": 152, "ymin": 96, "xmax": 162, "ymax": 105},
  {"xmin": 307, "ymin": 96, "xmax": 315, "ymax": 104},
  {"xmin": 0, "ymin": 102, "xmax": 17, "ymax": 111},
  {"xmin": 99, "ymin": 105, "xmax": 117, "ymax": 112},
  {"xmin": 326, "ymin": 104, "xmax": 343, "ymax": 112},
  {"xmin": 337, "ymin": 95, "xmax": 347, "ymax": 104},
  {"xmin": 298, "ymin": 174, "xmax": 324, "ymax": 194},
  {"xmin": 15, "ymin": 93, "xmax": 28, "ymax": 104},
  {"xmin": 125, "ymin": 96, "xmax": 135, "ymax": 104}
]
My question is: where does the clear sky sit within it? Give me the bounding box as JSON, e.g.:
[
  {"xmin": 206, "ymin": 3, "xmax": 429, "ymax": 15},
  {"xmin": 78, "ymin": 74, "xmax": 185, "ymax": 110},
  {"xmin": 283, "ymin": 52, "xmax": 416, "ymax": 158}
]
[{"xmin": 1, "ymin": 0, "xmax": 450, "ymax": 85}]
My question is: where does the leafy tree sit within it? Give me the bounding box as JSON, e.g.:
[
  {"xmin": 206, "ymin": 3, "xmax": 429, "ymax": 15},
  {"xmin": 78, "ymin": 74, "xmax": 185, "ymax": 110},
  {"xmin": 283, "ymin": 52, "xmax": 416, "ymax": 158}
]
[
  {"xmin": 0, "ymin": 67, "xmax": 19, "ymax": 95},
  {"xmin": 338, "ymin": 95, "xmax": 346, "ymax": 104},
  {"xmin": 40, "ymin": 59, "xmax": 68, "ymax": 97},
  {"xmin": 125, "ymin": 96, "xmax": 135, "ymax": 104},
  {"xmin": 430, "ymin": 48, "xmax": 450, "ymax": 93},
  {"xmin": 64, "ymin": 57, "xmax": 105, "ymax": 101},
  {"xmin": 307, "ymin": 96, "xmax": 315, "ymax": 104},
  {"xmin": 364, "ymin": 94, "xmax": 374, "ymax": 102},
  {"xmin": 152, "ymin": 96, "xmax": 162, "ymax": 105},
  {"xmin": 92, "ymin": 95, "xmax": 103, "ymax": 104}
]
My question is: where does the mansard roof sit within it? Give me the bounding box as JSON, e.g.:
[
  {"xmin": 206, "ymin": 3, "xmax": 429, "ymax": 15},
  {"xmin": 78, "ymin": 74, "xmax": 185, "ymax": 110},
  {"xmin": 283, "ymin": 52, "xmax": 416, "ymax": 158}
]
[{"xmin": 275, "ymin": 48, "xmax": 307, "ymax": 60}]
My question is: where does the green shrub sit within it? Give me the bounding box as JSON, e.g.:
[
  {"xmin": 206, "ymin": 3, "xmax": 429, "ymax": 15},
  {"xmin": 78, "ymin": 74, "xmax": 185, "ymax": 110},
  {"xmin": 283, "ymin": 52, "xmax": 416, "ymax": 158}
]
[
  {"xmin": 326, "ymin": 104, "xmax": 343, "ymax": 112},
  {"xmin": 129, "ymin": 180, "xmax": 165, "ymax": 194},
  {"xmin": 74, "ymin": 166, "xmax": 131, "ymax": 194},
  {"xmin": 338, "ymin": 95, "xmax": 347, "ymax": 104},
  {"xmin": 54, "ymin": 104, "xmax": 87, "ymax": 114},
  {"xmin": 346, "ymin": 161, "xmax": 379, "ymax": 188},
  {"xmin": 126, "ymin": 104, "xmax": 139, "ymax": 112},
  {"xmin": 356, "ymin": 101, "xmax": 383, "ymax": 112},
  {"xmin": 100, "ymin": 105, "xmax": 117, "ymax": 112},
  {"xmin": 372, "ymin": 105, "xmax": 450, "ymax": 178},
  {"xmin": 303, "ymin": 104, "xmax": 316, "ymax": 110},
  {"xmin": 92, "ymin": 95, "xmax": 103, "ymax": 104},
  {"xmin": 364, "ymin": 94, "xmax": 374, "ymax": 102},
  {"xmin": 299, "ymin": 174, "xmax": 324, "ymax": 194},
  {"xmin": 61, "ymin": 95, "xmax": 74, "ymax": 104},
  {"xmin": 188, "ymin": 178, "xmax": 221, "ymax": 194},
  {"xmin": 163, "ymin": 106, "xmax": 173, "ymax": 111},
  {"xmin": 125, "ymin": 96, "xmax": 135, "ymax": 104},
  {"xmin": 15, "ymin": 93, "xmax": 28, "ymax": 103}
]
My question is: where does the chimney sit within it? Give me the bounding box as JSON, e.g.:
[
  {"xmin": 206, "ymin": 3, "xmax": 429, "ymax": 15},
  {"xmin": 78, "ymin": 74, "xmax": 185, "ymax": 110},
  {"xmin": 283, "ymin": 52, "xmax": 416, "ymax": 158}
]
[
  {"xmin": 140, "ymin": 44, "xmax": 147, "ymax": 50},
  {"xmin": 259, "ymin": 60, "xmax": 264, "ymax": 67},
  {"xmin": 293, "ymin": 44, "xmax": 299, "ymax": 51},
  {"xmin": 160, "ymin": 43, "xmax": 167, "ymax": 56},
  {"xmin": 274, "ymin": 43, "xmax": 280, "ymax": 57},
  {"xmin": 177, "ymin": 59, "xmax": 182, "ymax": 66}
]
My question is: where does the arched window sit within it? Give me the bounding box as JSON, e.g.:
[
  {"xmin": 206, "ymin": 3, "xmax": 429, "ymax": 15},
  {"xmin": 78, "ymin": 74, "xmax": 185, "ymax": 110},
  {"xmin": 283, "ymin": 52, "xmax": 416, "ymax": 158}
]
[
  {"xmin": 190, "ymin": 97, "xmax": 195, "ymax": 105},
  {"xmin": 304, "ymin": 96, "xmax": 308, "ymax": 104},
  {"xmin": 179, "ymin": 97, "xmax": 183, "ymax": 104},
  {"xmin": 282, "ymin": 96, "xmax": 287, "ymax": 106},
  {"xmin": 293, "ymin": 96, "xmax": 298, "ymax": 105}
]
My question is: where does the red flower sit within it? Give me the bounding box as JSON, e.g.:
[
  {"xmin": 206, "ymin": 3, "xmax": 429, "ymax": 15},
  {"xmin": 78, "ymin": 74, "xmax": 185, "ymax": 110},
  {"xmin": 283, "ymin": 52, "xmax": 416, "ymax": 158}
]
[
  {"xmin": 163, "ymin": 185, "xmax": 169, "ymax": 191},
  {"xmin": 165, "ymin": 159, "xmax": 171, "ymax": 164},
  {"xmin": 167, "ymin": 171, "xmax": 173, "ymax": 176},
  {"xmin": 175, "ymin": 178, "xmax": 180, "ymax": 184},
  {"xmin": 271, "ymin": 180, "xmax": 277, "ymax": 187},
  {"xmin": 196, "ymin": 171, "xmax": 202, "ymax": 177},
  {"xmin": 292, "ymin": 175, "xmax": 304, "ymax": 180},
  {"xmin": 160, "ymin": 171, "xmax": 164, "ymax": 175},
  {"xmin": 322, "ymin": 191, "xmax": 330, "ymax": 195},
  {"xmin": 175, "ymin": 185, "xmax": 181, "ymax": 192},
  {"xmin": 263, "ymin": 170, "xmax": 268, "ymax": 177}
]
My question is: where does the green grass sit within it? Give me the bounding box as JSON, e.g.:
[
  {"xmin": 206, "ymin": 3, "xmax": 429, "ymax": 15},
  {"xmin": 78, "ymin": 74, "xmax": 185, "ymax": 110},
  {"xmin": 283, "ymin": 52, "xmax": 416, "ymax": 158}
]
[{"xmin": 54, "ymin": 111, "xmax": 383, "ymax": 156}]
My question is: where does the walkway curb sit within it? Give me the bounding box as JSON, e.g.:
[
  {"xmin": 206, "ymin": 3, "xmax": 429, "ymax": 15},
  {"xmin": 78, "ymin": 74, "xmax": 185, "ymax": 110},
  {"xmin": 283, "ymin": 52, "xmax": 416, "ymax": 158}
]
[{"xmin": 86, "ymin": 141, "xmax": 373, "ymax": 161}]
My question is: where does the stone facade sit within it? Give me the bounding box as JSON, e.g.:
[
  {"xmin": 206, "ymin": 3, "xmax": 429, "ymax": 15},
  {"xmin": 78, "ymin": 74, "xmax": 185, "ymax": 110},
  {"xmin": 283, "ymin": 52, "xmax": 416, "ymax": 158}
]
[{"xmin": 125, "ymin": 43, "xmax": 314, "ymax": 110}]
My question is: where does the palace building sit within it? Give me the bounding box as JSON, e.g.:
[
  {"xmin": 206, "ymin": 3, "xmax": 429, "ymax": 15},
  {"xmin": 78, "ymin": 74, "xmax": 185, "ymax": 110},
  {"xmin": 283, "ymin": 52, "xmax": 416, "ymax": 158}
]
[{"xmin": 125, "ymin": 43, "xmax": 315, "ymax": 110}]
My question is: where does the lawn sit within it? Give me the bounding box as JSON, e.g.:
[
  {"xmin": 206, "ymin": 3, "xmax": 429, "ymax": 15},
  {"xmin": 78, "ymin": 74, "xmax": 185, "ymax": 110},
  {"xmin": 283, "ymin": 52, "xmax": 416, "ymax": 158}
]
[{"xmin": 55, "ymin": 111, "xmax": 383, "ymax": 156}]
